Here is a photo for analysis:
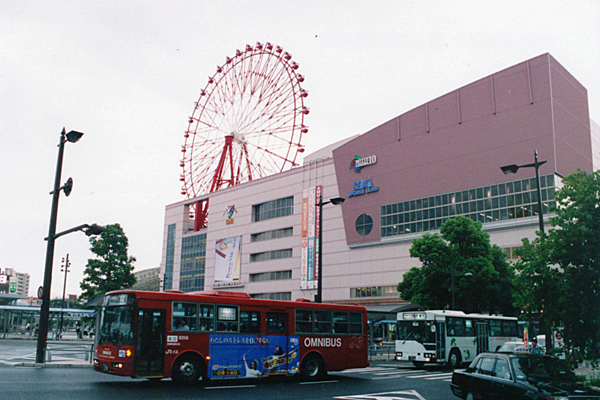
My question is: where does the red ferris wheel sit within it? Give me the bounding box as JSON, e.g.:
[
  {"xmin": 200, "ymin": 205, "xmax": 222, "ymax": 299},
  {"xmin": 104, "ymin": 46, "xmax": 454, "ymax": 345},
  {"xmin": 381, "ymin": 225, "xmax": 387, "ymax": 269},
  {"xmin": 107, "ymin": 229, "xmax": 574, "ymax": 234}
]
[{"xmin": 180, "ymin": 42, "xmax": 308, "ymax": 231}]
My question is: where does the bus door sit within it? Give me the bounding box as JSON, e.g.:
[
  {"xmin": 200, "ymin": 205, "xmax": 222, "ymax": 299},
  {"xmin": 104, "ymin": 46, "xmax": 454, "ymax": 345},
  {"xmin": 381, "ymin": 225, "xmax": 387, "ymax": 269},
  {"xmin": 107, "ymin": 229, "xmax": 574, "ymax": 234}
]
[
  {"xmin": 436, "ymin": 320, "xmax": 446, "ymax": 361},
  {"xmin": 475, "ymin": 322, "xmax": 489, "ymax": 354},
  {"xmin": 264, "ymin": 312, "xmax": 288, "ymax": 374},
  {"xmin": 135, "ymin": 309, "xmax": 165, "ymax": 378}
]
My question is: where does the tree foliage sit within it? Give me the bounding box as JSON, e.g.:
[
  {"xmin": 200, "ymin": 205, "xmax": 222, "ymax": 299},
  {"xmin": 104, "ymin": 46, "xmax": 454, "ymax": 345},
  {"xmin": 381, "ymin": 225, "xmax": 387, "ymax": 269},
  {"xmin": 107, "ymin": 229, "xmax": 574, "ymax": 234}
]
[
  {"xmin": 80, "ymin": 223, "xmax": 137, "ymax": 302},
  {"xmin": 398, "ymin": 216, "xmax": 516, "ymax": 314}
]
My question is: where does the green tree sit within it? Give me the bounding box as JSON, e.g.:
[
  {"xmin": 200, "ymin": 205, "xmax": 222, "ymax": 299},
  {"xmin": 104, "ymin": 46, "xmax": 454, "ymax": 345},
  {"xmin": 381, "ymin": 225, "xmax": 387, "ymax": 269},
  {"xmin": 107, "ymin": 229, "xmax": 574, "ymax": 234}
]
[
  {"xmin": 398, "ymin": 216, "xmax": 516, "ymax": 314},
  {"xmin": 513, "ymin": 234, "xmax": 561, "ymax": 350},
  {"xmin": 80, "ymin": 223, "xmax": 137, "ymax": 302},
  {"xmin": 548, "ymin": 170, "xmax": 600, "ymax": 355}
]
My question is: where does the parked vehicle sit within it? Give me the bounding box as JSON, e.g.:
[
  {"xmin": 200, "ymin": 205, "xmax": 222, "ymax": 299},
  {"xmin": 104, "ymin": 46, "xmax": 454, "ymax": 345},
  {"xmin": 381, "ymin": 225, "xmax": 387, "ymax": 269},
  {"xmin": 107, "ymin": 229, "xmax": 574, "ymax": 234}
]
[
  {"xmin": 496, "ymin": 341, "xmax": 526, "ymax": 353},
  {"xmin": 450, "ymin": 352, "xmax": 600, "ymax": 400}
]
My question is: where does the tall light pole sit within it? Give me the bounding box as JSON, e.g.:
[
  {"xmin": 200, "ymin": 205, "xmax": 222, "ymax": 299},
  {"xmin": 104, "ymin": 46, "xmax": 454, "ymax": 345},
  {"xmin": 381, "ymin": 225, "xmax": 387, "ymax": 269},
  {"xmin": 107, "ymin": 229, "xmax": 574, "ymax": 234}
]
[
  {"xmin": 501, "ymin": 150, "xmax": 550, "ymax": 348},
  {"xmin": 315, "ymin": 196, "xmax": 345, "ymax": 303},
  {"xmin": 37, "ymin": 128, "xmax": 83, "ymax": 363},
  {"xmin": 500, "ymin": 149, "xmax": 547, "ymax": 233}
]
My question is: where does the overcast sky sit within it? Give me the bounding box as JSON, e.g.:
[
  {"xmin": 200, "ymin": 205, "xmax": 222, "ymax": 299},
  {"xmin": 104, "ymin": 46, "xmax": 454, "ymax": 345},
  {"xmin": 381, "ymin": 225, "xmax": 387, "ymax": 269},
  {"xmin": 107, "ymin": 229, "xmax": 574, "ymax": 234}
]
[{"xmin": 1, "ymin": 1, "xmax": 599, "ymax": 299}]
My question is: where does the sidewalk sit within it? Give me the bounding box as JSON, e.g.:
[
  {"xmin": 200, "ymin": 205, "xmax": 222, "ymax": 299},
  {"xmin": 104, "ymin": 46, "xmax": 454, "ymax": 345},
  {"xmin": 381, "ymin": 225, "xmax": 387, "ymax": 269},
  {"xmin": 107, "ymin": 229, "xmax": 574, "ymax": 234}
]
[{"xmin": 0, "ymin": 332, "xmax": 94, "ymax": 368}]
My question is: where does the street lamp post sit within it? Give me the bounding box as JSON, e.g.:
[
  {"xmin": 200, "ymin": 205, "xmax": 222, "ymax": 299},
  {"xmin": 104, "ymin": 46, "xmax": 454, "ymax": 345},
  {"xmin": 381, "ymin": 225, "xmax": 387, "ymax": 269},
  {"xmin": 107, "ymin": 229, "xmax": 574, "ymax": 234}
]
[
  {"xmin": 451, "ymin": 263, "xmax": 473, "ymax": 310},
  {"xmin": 315, "ymin": 196, "xmax": 345, "ymax": 303},
  {"xmin": 500, "ymin": 150, "xmax": 547, "ymax": 233},
  {"xmin": 501, "ymin": 150, "xmax": 551, "ymax": 348},
  {"xmin": 36, "ymin": 128, "xmax": 84, "ymax": 363}
]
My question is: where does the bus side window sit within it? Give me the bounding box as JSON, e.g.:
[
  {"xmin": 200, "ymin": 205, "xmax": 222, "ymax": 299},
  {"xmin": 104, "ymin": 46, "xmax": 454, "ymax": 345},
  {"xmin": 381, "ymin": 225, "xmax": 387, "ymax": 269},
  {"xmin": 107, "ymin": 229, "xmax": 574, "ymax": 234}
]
[
  {"xmin": 173, "ymin": 302, "xmax": 198, "ymax": 331},
  {"xmin": 240, "ymin": 311, "xmax": 261, "ymax": 333},
  {"xmin": 295, "ymin": 309, "xmax": 313, "ymax": 333},
  {"xmin": 266, "ymin": 312, "xmax": 286, "ymax": 334},
  {"xmin": 216, "ymin": 305, "xmax": 238, "ymax": 332},
  {"xmin": 333, "ymin": 312, "xmax": 348, "ymax": 334},
  {"xmin": 199, "ymin": 304, "xmax": 214, "ymax": 332},
  {"xmin": 315, "ymin": 310, "xmax": 332, "ymax": 334},
  {"xmin": 348, "ymin": 312, "xmax": 363, "ymax": 334}
]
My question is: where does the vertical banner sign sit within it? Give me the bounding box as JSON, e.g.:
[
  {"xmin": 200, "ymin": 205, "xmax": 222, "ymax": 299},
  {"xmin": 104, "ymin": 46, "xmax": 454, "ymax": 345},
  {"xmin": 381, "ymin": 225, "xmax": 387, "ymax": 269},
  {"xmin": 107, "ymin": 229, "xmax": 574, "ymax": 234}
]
[
  {"xmin": 215, "ymin": 236, "xmax": 242, "ymax": 282},
  {"xmin": 307, "ymin": 187, "xmax": 316, "ymax": 289},
  {"xmin": 300, "ymin": 189, "xmax": 309, "ymax": 289},
  {"xmin": 314, "ymin": 185, "xmax": 322, "ymax": 285}
]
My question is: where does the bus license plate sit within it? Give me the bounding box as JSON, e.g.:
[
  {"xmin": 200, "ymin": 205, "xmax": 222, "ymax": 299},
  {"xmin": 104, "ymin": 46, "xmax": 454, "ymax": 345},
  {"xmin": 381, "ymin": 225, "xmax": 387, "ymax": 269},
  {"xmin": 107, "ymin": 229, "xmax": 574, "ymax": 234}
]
[{"xmin": 409, "ymin": 356, "xmax": 416, "ymax": 361}]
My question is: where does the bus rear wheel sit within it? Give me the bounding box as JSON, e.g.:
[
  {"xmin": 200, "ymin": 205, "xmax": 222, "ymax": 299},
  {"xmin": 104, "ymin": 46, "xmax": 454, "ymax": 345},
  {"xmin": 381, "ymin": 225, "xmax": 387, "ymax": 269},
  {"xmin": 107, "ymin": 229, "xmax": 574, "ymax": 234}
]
[
  {"xmin": 301, "ymin": 354, "xmax": 326, "ymax": 380},
  {"xmin": 447, "ymin": 349, "xmax": 462, "ymax": 369},
  {"xmin": 172, "ymin": 354, "xmax": 204, "ymax": 384}
]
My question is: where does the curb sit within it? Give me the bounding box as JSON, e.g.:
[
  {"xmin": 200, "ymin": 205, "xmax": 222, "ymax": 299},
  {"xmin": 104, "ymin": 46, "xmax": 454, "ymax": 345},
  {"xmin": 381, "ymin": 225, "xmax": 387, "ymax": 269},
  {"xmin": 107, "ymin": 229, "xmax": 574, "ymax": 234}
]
[{"xmin": 12, "ymin": 362, "xmax": 93, "ymax": 368}]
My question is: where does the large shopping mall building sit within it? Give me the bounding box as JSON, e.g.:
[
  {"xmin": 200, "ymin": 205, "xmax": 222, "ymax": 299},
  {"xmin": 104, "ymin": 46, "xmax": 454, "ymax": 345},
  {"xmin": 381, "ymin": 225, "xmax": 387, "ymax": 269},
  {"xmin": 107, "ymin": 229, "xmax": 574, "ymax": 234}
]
[{"xmin": 161, "ymin": 53, "xmax": 599, "ymax": 308}]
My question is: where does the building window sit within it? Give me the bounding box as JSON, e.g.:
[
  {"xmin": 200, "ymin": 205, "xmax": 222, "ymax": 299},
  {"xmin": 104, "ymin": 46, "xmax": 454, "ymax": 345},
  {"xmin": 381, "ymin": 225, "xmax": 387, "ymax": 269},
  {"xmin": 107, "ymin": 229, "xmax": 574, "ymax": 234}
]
[
  {"xmin": 381, "ymin": 174, "xmax": 558, "ymax": 238},
  {"xmin": 251, "ymin": 227, "xmax": 293, "ymax": 242},
  {"xmin": 249, "ymin": 270, "xmax": 292, "ymax": 282},
  {"xmin": 164, "ymin": 224, "xmax": 176, "ymax": 290},
  {"xmin": 503, "ymin": 246, "xmax": 523, "ymax": 261},
  {"xmin": 355, "ymin": 214, "xmax": 373, "ymax": 236},
  {"xmin": 350, "ymin": 285, "xmax": 397, "ymax": 298},
  {"xmin": 250, "ymin": 249, "xmax": 292, "ymax": 262},
  {"xmin": 179, "ymin": 233, "xmax": 206, "ymax": 292},
  {"xmin": 250, "ymin": 292, "xmax": 292, "ymax": 301},
  {"xmin": 253, "ymin": 196, "xmax": 293, "ymax": 222}
]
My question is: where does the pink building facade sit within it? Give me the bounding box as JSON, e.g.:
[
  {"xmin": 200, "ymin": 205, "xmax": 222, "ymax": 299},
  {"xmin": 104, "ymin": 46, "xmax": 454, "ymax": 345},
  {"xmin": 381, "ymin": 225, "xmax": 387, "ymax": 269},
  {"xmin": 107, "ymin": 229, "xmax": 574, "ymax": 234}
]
[{"xmin": 161, "ymin": 54, "xmax": 597, "ymax": 306}]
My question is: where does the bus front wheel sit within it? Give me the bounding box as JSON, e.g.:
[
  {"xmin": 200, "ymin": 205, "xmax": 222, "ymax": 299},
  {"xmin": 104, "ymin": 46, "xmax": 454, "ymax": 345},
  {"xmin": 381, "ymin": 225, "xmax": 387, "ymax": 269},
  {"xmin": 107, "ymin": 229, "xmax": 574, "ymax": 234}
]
[
  {"xmin": 301, "ymin": 354, "xmax": 326, "ymax": 380},
  {"xmin": 172, "ymin": 354, "xmax": 203, "ymax": 384}
]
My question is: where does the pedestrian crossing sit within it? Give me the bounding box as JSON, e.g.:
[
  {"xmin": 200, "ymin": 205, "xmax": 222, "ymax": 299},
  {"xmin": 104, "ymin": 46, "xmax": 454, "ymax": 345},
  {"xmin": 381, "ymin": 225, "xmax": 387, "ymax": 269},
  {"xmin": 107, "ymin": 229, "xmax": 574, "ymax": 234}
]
[{"xmin": 336, "ymin": 366, "xmax": 457, "ymax": 382}]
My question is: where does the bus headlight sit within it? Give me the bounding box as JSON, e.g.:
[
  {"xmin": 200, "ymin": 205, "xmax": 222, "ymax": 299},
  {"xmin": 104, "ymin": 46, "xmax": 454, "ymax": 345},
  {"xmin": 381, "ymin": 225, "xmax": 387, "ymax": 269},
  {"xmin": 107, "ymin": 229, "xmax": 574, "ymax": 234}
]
[
  {"xmin": 395, "ymin": 352, "xmax": 403, "ymax": 361},
  {"xmin": 111, "ymin": 362, "xmax": 124, "ymax": 369}
]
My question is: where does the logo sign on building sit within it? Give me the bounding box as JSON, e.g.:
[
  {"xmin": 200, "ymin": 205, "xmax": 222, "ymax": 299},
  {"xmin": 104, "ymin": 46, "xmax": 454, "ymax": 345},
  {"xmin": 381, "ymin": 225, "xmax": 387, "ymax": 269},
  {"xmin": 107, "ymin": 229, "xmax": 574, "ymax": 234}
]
[
  {"xmin": 215, "ymin": 236, "xmax": 241, "ymax": 282},
  {"xmin": 348, "ymin": 177, "xmax": 379, "ymax": 198},
  {"xmin": 0, "ymin": 274, "xmax": 7, "ymax": 285},
  {"xmin": 223, "ymin": 205, "xmax": 237, "ymax": 225},
  {"xmin": 349, "ymin": 154, "xmax": 377, "ymax": 173},
  {"xmin": 301, "ymin": 186, "xmax": 320, "ymax": 289}
]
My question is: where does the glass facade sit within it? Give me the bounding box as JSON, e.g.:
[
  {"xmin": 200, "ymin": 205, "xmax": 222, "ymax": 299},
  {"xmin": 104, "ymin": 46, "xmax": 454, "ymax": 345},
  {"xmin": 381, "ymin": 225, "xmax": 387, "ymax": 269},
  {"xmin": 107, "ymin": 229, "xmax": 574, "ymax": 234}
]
[
  {"xmin": 251, "ymin": 227, "xmax": 293, "ymax": 242},
  {"xmin": 180, "ymin": 233, "xmax": 207, "ymax": 292},
  {"xmin": 350, "ymin": 285, "xmax": 397, "ymax": 299},
  {"xmin": 381, "ymin": 174, "xmax": 557, "ymax": 238},
  {"xmin": 252, "ymin": 196, "xmax": 293, "ymax": 222},
  {"xmin": 164, "ymin": 224, "xmax": 176, "ymax": 290}
]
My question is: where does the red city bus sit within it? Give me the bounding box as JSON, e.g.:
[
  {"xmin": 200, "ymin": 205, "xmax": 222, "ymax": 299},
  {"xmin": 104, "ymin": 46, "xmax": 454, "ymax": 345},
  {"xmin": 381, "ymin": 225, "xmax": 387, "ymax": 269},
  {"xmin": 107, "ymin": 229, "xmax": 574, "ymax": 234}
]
[{"xmin": 93, "ymin": 290, "xmax": 369, "ymax": 382}]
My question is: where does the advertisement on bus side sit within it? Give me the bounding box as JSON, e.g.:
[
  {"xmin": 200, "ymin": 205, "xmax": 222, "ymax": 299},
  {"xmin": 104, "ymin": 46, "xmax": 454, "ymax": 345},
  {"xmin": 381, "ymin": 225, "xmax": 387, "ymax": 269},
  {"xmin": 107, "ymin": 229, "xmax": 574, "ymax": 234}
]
[{"xmin": 207, "ymin": 334, "xmax": 300, "ymax": 378}]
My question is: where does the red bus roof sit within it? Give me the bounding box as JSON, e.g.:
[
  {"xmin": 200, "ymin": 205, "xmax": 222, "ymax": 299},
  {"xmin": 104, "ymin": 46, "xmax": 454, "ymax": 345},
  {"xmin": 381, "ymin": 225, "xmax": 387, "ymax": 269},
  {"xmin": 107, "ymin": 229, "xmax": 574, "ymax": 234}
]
[{"xmin": 103, "ymin": 290, "xmax": 366, "ymax": 311}]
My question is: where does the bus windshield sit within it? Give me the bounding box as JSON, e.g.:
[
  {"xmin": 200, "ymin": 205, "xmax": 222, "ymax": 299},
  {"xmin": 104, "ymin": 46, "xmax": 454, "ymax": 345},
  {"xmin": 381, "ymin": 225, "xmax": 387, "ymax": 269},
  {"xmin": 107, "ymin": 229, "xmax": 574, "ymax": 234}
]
[
  {"xmin": 98, "ymin": 294, "xmax": 135, "ymax": 346},
  {"xmin": 397, "ymin": 320, "xmax": 436, "ymax": 344}
]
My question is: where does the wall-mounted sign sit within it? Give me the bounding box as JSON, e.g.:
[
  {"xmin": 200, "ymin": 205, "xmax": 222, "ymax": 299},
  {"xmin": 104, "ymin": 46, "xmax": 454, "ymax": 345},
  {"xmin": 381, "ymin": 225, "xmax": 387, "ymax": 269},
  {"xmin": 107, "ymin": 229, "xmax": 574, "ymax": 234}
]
[
  {"xmin": 223, "ymin": 205, "xmax": 237, "ymax": 225},
  {"xmin": 350, "ymin": 154, "xmax": 377, "ymax": 173},
  {"xmin": 348, "ymin": 177, "xmax": 379, "ymax": 198}
]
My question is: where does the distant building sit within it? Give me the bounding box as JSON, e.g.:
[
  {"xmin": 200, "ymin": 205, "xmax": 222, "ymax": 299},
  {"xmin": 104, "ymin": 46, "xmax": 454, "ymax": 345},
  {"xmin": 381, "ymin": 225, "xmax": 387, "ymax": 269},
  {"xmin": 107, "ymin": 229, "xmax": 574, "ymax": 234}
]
[
  {"xmin": 0, "ymin": 268, "xmax": 30, "ymax": 296},
  {"xmin": 132, "ymin": 267, "xmax": 160, "ymax": 291}
]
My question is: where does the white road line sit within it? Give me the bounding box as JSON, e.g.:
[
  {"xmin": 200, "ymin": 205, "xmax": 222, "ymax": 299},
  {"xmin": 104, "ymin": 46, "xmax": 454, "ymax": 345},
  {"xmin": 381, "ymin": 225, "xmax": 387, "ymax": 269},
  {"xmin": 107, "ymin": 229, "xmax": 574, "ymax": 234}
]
[
  {"xmin": 299, "ymin": 380, "xmax": 338, "ymax": 385},
  {"xmin": 425, "ymin": 373, "xmax": 454, "ymax": 380},
  {"xmin": 205, "ymin": 385, "xmax": 256, "ymax": 389}
]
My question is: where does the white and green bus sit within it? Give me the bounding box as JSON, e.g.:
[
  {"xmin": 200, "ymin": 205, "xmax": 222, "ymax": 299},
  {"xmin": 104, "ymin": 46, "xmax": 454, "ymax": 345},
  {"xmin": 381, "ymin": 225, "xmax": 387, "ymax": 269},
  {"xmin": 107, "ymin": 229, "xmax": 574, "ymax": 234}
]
[{"xmin": 395, "ymin": 310, "xmax": 519, "ymax": 368}]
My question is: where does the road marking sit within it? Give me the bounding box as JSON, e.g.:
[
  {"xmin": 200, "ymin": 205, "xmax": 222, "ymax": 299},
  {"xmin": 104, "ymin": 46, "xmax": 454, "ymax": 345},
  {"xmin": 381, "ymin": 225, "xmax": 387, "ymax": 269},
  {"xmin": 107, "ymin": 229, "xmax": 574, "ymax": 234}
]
[
  {"xmin": 205, "ymin": 385, "xmax": 256, "ymax": 389},
  {"xmin": 424, "ymin": 373, "xmax": 454, "ymax": 380},
  {"xmin": 335, "ymin": 389, "xmax": 427, "ymax": 400},
  {"xmin": 299, "ymin": 380, "xmax": 338, "ymax": 385}
]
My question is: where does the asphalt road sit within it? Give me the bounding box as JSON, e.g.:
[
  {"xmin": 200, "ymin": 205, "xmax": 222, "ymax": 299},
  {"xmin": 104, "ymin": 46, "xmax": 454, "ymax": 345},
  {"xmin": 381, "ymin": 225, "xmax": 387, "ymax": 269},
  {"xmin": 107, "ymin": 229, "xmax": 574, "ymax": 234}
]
[{"xmin": 0, "ymin": 363, "xmax": 455, "ymax": 400}]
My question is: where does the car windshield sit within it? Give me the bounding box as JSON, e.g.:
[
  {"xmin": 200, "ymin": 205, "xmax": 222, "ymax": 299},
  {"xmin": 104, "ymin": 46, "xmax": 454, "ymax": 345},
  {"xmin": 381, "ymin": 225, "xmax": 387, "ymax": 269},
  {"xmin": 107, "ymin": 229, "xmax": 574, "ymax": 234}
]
[
  {"xmin": 511, "ymin": 356, "xmax": 576, "ymax": 383},
  {"xmin": 397, "ymin": 320, "xmax": 436, "ymax": 344}
]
